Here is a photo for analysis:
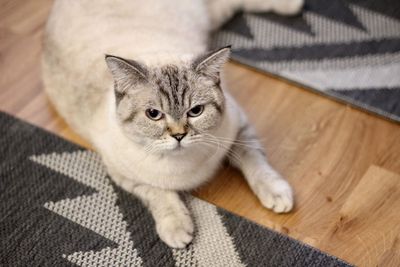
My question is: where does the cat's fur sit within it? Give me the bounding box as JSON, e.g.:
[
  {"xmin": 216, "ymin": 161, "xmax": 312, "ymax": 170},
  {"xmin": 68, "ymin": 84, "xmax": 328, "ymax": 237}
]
[{"xmin": 43, "ymin": 0, "xmax": 303, "ymax": 248}]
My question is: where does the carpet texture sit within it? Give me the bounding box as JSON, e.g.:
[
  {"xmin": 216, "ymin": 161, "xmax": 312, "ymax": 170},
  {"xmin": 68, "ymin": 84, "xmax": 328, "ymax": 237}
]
[
  {"xmin": 212, "ymin": 0, "xmax": 400, "ymax": 122},
  {"xmin": 0, "ymin": 112, "xmax": 351, "ymax": 266}
]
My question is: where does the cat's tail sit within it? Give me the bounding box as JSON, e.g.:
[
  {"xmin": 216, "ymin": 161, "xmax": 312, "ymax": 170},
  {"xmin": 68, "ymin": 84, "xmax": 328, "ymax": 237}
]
[{"xmin": 206, "ymin": 0, "xmax": 304, "ymax": 30}]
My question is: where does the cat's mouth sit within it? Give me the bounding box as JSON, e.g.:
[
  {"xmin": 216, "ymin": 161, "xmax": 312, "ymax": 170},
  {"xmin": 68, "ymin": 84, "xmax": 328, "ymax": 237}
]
[{"xmin": 169, "ymin": 142, "xmax": 186, "ymax": 154}]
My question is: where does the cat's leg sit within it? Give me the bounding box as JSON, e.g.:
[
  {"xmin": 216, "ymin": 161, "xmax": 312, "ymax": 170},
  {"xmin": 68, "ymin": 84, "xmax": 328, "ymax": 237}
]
[
  {"xmin": 206, "ymin": 0, "xmax": 304, "ymax": 30},
  {"xmin": 112, "ymin": 173, "xmax": 194, "ymax": 248},
  {"xmin": 228, "ymin": 119, "xmax": 294, "ymax": 213}
]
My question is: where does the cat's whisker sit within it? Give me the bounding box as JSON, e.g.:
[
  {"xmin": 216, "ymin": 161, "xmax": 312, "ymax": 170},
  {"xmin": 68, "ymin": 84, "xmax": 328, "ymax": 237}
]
[
  {"xmin": 188, "ymin": 134, "xmax": 247, "ymax": 164},
  {"xmin": 200, "ymin": 132, "xmax": 268, "ymax": 148},
  {"xmin": 201, "ymin": 132, "xmax": 261, "ymax": 146},
  {"xmin": 203, "ymin": 133, "xmax": 259, "ymax": 144},
  {"xmin": 205, "ymin": 136, "xmax": 259, "ymax": 147},
  {"xmin": 196, "ymin": 140, "xmax": 224, "ymax": 161},
  {"xmin": 187, "ymin": 141, "xmax": 226, "ymax": 170},
  {"xmin": 199, "ymin": 138, "xmax": 242, "ymax": 164},
  {"xmin": 201, "ymin": 136, "xmax": 262, "ymax": 150}
]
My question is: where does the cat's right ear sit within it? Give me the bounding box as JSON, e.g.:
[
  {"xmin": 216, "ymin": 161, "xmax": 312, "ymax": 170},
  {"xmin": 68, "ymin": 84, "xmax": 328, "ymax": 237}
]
[{"xmin": 105, "ymin": 55, "xmax": 148, "ymax": 93}]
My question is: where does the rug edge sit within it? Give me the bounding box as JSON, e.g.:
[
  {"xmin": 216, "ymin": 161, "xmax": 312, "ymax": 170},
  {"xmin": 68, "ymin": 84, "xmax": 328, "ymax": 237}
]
[{"xmin": 228, "ymin": 55, "xmax": 400, "ymax": 125}]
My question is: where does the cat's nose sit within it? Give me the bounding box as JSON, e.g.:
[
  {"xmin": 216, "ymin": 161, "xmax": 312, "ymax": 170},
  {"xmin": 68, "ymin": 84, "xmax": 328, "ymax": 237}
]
[{"xmin": 171, "ymin": 133, "xmax": 187, "ymax": 142}]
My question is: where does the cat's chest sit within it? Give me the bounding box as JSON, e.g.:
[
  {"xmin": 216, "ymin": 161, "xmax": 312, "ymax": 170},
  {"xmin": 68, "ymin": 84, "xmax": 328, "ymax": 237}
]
[{"xmin": 106, "ymin": 144, "xmax": 227, "ymax": 190}]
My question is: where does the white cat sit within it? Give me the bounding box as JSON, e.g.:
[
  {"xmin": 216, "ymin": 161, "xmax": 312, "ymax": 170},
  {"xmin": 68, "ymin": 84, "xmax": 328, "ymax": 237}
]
[{"xmin": 42, "ymin": 0, "xmax": 303, "ymax": 248}]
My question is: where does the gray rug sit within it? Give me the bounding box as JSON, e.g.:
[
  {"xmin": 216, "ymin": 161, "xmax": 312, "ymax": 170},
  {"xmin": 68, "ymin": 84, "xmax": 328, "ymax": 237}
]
[
  {"xmin": 0, "ymin": 112, "xmax": 351, "ymax": 266},
  {"xmin": 212, "ymin": 0, "xmax": 400, "ymax": 123}
]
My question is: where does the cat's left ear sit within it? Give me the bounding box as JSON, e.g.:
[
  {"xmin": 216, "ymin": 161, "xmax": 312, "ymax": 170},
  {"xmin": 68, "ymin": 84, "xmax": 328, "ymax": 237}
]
[
  {"xmin": 193, "ymin": 46, "xmax": 231, "ymax": 83},
  {"xmin": 105, "ymin": 55, "xmax": 148, "ymax": 92}
]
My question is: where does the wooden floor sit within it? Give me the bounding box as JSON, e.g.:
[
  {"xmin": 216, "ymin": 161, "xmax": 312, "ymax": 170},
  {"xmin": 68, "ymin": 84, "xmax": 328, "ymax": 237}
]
[{"xmin": 2, "ymin": 1, "xmax": 400, "ymax": 266}]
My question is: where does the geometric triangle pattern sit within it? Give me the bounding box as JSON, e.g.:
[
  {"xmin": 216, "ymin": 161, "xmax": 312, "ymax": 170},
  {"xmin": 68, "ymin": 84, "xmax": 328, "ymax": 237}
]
[
  {"xmin": 213, "ymin": 0, "xmax": 400, "ymax": 123},
  {"xmin": 221, "ymin": 13, "xmax": 254, "ymax": 39},
  {"xmin": 0, "ymin": 112, "xmax": 352, "ymax": 266},
  {"xmin": 305, "ymin": 0, "xmax": 366, "ymax": 31},
  {"xmin": 30, "ymin": 151, "xmax": 143, "ymax": 267},
  {"xmin": 350, "ymin": 0, "xmax": 400, "ymax": 21},
  {"xmin": 30, "ymin": 151, "xmax": 245, "ymax": 267},
  {"xmin": 253, "ymin": 12, "xmax": 315, "ymax": 36}
]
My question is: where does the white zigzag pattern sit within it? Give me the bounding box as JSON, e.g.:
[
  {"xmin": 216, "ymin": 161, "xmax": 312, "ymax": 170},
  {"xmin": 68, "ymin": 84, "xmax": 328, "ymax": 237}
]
[
  {"xmin": 30, "ymin": 151, "xmax": 245, "ymax": 267},
  {"xmin": 30, "ymin": 151, "xmax": 143, "ymax": 267},
  {"xmin": 213, "ymin": 4, "xmax": 400, "ymax": 50},
  {"xmin": 212, "ymin": 3, "xmax": 400, "ymax": 90}
]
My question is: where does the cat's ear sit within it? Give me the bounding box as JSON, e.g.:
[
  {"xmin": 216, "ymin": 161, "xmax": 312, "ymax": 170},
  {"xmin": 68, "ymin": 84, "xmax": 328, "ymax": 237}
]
[
  {"xmin": 193, "ymin": 46, "xmax": 231, "ymax": 82},
  {"xmin": 105, "ymin": 55, "xmax": 148, "ymax": 92}
]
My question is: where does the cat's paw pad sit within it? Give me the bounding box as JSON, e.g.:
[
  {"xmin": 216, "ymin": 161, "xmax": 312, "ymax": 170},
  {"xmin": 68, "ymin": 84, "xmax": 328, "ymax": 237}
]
[
  {"xmin": 273, "ymin": 0, "xmax": 304, "ymax": 16},
  {"xmin": 256, "ymin": 179, "xmax": 294, "ymax": 213},
  {"xmin": 156, "ymin": 212, "xmax": 194, "ymax": 248}
]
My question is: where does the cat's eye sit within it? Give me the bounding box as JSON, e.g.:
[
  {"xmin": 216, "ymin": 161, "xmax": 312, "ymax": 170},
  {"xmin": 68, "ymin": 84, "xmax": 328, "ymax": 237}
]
[
  {"xmin": 187, "ymin": 105, "xmax": 204, "ymax": 117},
  {"xmin": 145, "ymin": 109, "xmax": 163, "ymax": 120}
]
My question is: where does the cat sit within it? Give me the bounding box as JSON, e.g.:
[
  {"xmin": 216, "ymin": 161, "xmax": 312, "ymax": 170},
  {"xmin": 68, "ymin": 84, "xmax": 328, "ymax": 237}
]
[{"xmin": 42, "ymin": 0, "xmax": 303, "ymax": 248}]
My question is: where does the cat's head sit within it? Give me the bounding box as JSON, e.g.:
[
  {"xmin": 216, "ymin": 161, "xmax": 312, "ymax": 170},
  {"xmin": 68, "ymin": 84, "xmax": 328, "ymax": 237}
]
[{"xmin": 105, "ymin": 46, "xmax": 230, "ymax": 155}]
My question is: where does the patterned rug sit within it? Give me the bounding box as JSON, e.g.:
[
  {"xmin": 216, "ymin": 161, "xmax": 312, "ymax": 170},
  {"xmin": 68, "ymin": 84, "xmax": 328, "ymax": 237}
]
[
  {"xmin": 0, "ymin": 112, "xmax": 352, "ymax": 266},
  {"xmin": 212, "ymin": 0, "xmax": 400, "ymax": 123}
]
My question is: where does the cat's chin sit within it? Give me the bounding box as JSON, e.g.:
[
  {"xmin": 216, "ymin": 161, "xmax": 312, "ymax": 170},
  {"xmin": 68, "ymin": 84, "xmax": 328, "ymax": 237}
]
[
  {"xmin": 146, "ymin": 142, "xmax": 190, "ymax": 157},
  {"xmin": 165, "ymin": 144, "xmax": 189, "ymax": 156},
  {"xmin": 169, "ymin": 147, "xmax": 186, "ymax": 156}
]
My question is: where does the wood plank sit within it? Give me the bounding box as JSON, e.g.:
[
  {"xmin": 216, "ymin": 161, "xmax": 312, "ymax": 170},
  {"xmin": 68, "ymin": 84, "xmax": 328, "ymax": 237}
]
[{"xmin": 319, "ymin": 166, "xmax": 400, "ymax": 267}]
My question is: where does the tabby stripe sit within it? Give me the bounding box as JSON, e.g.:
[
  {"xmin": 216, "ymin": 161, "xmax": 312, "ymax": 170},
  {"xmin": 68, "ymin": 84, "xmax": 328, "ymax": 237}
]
[
  {"xmin": 158, "ymin": 94, "xmax": 164, "ymax": 110},
  {"xmin": 162, "ymin": 77, "xmax": 175, "ymax": 108},
  {"xmin": 158, "ymin": 83, "xmax": 173, "ymax": 109},
  {"xmin": 181, "ymin": 73, "xmax": 189, "ymax": 106},
  {"xmin": 170, "ymin": 73, "xmax": 180, "ymax": 106},
  {"xmin": 166, "ymin": 90, "xmax": 175, "ymax": 109},
  {"xmin": 171, "ymin": 89, "xmax": 179, "ymax": 107},
  {"xmin": 209, "ymin": 102, "xmax": 223, "ymax": 115},
  {"xmin": 181, "ymin": 84, "xmax": 188, "ymax": 106}
]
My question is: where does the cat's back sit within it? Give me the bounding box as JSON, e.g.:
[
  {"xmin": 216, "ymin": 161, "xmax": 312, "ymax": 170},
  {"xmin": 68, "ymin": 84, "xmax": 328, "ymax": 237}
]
[
  {"xmin": 45, "ymin": 0, "xmax": 209, "ymax": 64},
  {"xmin": 42, "ymin": 0, "xmax": 210, "ymax": 137}
]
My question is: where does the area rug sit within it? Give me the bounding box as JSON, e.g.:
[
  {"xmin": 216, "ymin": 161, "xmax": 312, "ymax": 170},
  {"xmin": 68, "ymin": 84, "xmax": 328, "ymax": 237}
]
[
  {"xmin": 212, "ymin": 0, "xmax": 400, "ymax": 123},
  {"xmin": 0, "ymin": 112, "xmax": 351, "ymax": 267}
]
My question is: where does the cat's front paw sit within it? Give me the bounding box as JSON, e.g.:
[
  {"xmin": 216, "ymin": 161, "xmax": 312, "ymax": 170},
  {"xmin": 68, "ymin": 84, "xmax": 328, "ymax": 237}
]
[
  {"xmin": 255, "ymin": 178, "xmax": 294, "ymax": 213},
  {"xmin": 156, "ymin": 211, "xmax": 194, "ymax": 248}
]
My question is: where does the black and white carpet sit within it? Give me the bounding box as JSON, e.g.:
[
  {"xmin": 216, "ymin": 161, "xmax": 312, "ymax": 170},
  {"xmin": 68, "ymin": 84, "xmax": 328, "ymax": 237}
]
[
  {"xmin": 0, "ymin": 112, "xmax": 351, "ymax": 266},
  {"xmin": 213, "ymin": 0, "xmax": 400, "ymax": 122}
]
